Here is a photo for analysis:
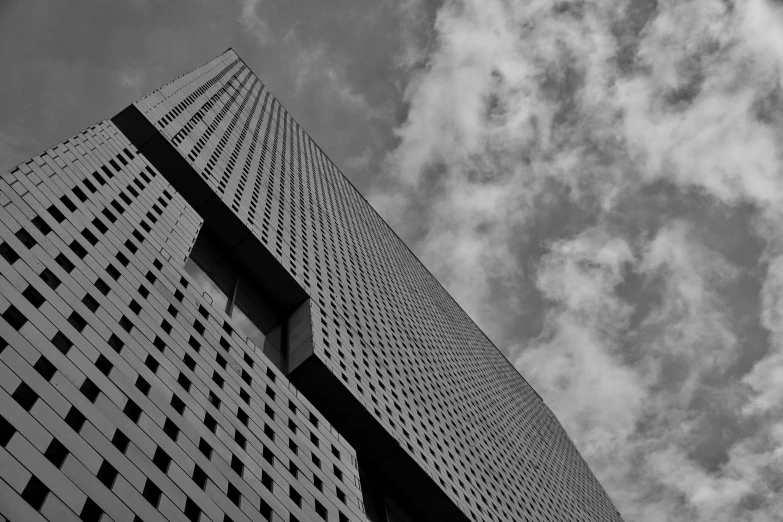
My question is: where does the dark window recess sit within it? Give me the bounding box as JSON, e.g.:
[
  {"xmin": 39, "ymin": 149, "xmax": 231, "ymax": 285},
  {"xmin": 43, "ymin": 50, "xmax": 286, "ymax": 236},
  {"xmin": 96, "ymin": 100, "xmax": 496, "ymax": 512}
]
[
  {"xmin": 212, "ymin": 372, "xmax": 224, "ymax": 388},
  {"xmin": 259, "ymin": 499, "xmax": 272, "ymax": 520},
  {"xmin": 235, "ymin": 431, "xmax": 246, "ymax": 449},
  {"xmin": 153, "ymin": 447, "xmax": 171, "ymax": 473},
  {"xmin": 227, "ymin": 483, "xmax": 241, "ymax": 506},
  {"xmin": 81, "ymin": 498, "xmax": 103, "ymax": 522},
  {"xmin": 178, "ymin": 373, "xmax": 191, "ymax": 391},
  {"xmin": 34, "ymin": 356, "xmax": 56, "ymax": 381},
  {"xmin": 167, "ymin": 304, "xmax": 178, "ymax": 318},
  {"xmin": 21, "ymin": 476, "xmax": 49, "ymax": 511},
  {"xmin": 72, "ymin": 186, "xmax": 88, "ymax": 203},
  {"xmin": 68, "ymin": 311, "xmax": 86, "ymax": 332},
  {"xmin": 263, "ymin": 446, "xmax": 274, "ymax": 464},
  {"xmin": 96, "ymin": 354, "xmax": 113, "ymax": 375},
  {"xmin": 133, "ymin": 229, "xmax": 145, "ymax": 243},
  {"xmin": 116, "ymin": 251, "xmax": 130, "ymax": 267},
  {"xmin": 189, "ymin": 336, "xmax": 200, "ymax": 351},
  {"xmin": 124, "ymin": 398, "xmax": 142, "ymax": 423},
  {"xmin": 102, "ymin": 208, "xmax": 116, "ymax": 223},
  {"xmin": 163, "ymin": 418, "xmax": 179, "ymax": 440},
  {"xmin": 289, "ymin": 486, "xmax": 302, "ymax": 507},
  {"xmin": 238, "ymin": 408, "xmax": 249, "ymax": 426},
  {"xmin": 204, "ymin": 413, "xmax": 217, "ymax": 433},
  {"xmin": 93, "ymin": 171, "xmax": 106, "ymax": 185},
  {"xmin": 184, "ymin": 498, "xmax": 201, "ymax": 522},
  {"xmin": 101, "ymin": 165, "xmax": 114, "ymax": 179},
  {"xmin": 95, "ymin": 277, "xmax": 110, "ymax": 295},
  {"xmin": 80, "ymin": 378, "xmax": 100, "ymax": 403},
  {"xmin": 145, "ymin": 270, "xmax": 156, "ymax": 283},
  {"xmin": 56, "ymin": 253, "xmax": 75, "ymax": 272},
  {"xmin": 193, "ymin": 465, "xmax": 207, "ymax": 489},
  {"xmin": 199, "ymin": 438, "xmax": 212, "ymax": 459},
  {"xmin": 106, "ymin": 263, "xmax": 121, "ymax": 280},
  {"xmin": 81, "ymin": 228, "xmax": 98, "ymax": 246},
  {"xmin": 0, "ymin": 241, "xmax": 20, "ymax": 264},
  {"xmin": 109, "ymin": 334, "xmax": 124, "ymax": 352},
  {"xmin": 118, "ymin": 153, "xmax": 129, "ymax": 166},
  {"xmin": 111, "ymin": 200, "xmax": 125, "ymax": 214},
  {"xmin": 65, "ymin": 406, "xmax": 86, "ymax": 433},
  {"xmin": 261, "ymin": 471, "xmax": 273, "ymax": 491},
  {"xmin": 139, "ymin": 284, "xmax": 150, "ymax": 298},
  {"xmin": 31, "ymin": 216, "xmax": 52, "ymax": 235},
  {"xmin": 109, "ymin": 159, "xmax": 121, "ymax": 172},
  {"xmin": 0, "ymin": 414, "xmax": 16, "ymax": 447},
  {"xmin": 171, "ymin": 394, "xmax": 186, "ymax": 414},
  {"xmin": 127, "ymin": 185, "xmax": 139, "ymax": 198},
  {"xmin": 120, "ymin": 193, "xmax": 132, "ymax": 206},
  {"xmin": 40, "ymin": 268, "xmax": 60, "ymax": 290},
  {"xmin": 129, "ymin": 300, "xmax": 142, "ymax": 314},
  {"xmin": 83, "ymin": 293, "xmax": 99, "ymax": 313},
  {"xmin": 184, "ymin": 354, "xmax": 196, "ymax": 370},
  {"xmin": 52, "ymin": 332, "xmax": 73, "ymax": 354},
  {"xmin": 23, "ymin": 285, "xmax": 45, "ymax": 308},
  {"xmin": 112, "ymin": 430, "xmax": 130, "ymax": 453},
  {"xmin": 145, "ymin": 355, "xmax": 159, "ymax": 373},
  {"xmin": 241, "ymin": 370, "xmax": 251, "ymax": 385},
  {"xmin": 136, "ymin": 376, "xmax": 151, "ymax": 396},
  {"xmin": 231, "ymin": 454, "xmax": 244, "ymax": 475},
  {"xmin": 47, "ymin": 204, "xmax": 65, "ymax": 223},
  {"xmin": 60, "ymin": 195, "xmax": 77, "ymax": 212},
  {"xmin": 141, "ymin": 221, "xmax": 152, "ymax": 233},
  {"xmin": 174, "ymin": 289, "xmax": 184, "ymax": 302},
  {"xmin": 143, "ymin": 480, "xmax": 162, "ymax": 508},
  {"xmin": 70, "ymin": 240, "xmax": 87, "ymax": 259},
  {"xmin": 209, "ymin": 391, "xmax": 220, "ymax": 408},
  {"xmin": 315, "ymin": 500, "xmax": 327, "ymax": 519},
  {"xmin": 97, "ymin": 460, "xmax": 118, "ymax": 489},
  {"xmin": 15, "ymin": 228, "xmax": 36, "ymax": 249},
  {"xmin": 153, "ymin": 336, "xmax": 166, "ymax": 351},
  {"xmin": 44, "ymin": 438, "xmax": 69, "ymax": 469},
  {"xmin": 83, "ymin": 178, "xmax": 97, "ymax": 193}
]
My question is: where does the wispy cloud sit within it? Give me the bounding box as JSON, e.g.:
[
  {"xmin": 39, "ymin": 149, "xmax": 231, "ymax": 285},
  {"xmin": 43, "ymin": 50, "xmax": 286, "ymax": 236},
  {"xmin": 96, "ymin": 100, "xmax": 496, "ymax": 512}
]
[
  {"xmin": 374, "ymin": 0, "xmax": 783, "ymax": 519},
  {"xmin": 238, "ymin": 0, "xmax": 271, "ymax": 46}
]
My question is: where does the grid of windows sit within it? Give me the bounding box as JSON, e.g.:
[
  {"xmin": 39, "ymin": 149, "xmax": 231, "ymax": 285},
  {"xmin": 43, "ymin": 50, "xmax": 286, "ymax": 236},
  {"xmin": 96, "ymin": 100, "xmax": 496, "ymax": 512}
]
[
  {"xmin": 0, "ymin": 122, "xmax": 364, "ymax": 522},
  {"xmin": 131, "ymin": 49, "xmax": 623, "ymax": 522}
]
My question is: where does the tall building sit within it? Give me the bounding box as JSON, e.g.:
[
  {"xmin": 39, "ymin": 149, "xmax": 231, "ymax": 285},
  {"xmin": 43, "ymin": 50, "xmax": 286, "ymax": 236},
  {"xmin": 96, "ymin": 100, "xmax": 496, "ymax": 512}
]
[{"xmin": 0, "ymin": 49, "xmax": 623, "ymax": 522}]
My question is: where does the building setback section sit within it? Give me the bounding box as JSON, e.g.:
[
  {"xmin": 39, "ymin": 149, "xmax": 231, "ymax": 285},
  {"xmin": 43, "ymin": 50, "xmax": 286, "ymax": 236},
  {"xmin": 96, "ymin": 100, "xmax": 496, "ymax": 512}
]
[{"xmin": 0, "ymin": 48, "xmax": 624, "ymax": 522}]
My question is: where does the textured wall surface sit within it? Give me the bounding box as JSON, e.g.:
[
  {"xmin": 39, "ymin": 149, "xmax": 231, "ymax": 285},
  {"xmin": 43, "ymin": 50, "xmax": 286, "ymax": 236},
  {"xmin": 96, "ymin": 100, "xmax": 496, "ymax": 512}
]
[{"xmin": 0, "ymin": 48, "xmax": 623, "ymax": 522}]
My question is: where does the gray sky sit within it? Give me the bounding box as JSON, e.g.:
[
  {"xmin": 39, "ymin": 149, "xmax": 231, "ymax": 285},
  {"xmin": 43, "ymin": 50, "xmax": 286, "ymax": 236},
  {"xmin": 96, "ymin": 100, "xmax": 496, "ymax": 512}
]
[{"xmin": 3, "ymin": 0, "xmax": 783, "ymax": 520}]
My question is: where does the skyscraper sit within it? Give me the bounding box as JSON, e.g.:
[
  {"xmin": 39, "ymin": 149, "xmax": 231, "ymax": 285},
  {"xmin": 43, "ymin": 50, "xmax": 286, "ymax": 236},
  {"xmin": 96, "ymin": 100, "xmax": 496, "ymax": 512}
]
[{"xmin": 0, "ymin": 48, "xmax": 622, "ymax": 522}]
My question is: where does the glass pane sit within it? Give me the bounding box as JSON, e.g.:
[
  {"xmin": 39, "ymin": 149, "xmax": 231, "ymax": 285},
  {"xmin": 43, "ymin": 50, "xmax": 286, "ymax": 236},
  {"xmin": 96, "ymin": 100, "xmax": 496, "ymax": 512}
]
[
  {"xmin": 232, "ymin": 304, "xmax": 266, "ymax": 349},
  {"xmin": 183, "ymin": 257, "xmax": 230, "ymax": 313}
]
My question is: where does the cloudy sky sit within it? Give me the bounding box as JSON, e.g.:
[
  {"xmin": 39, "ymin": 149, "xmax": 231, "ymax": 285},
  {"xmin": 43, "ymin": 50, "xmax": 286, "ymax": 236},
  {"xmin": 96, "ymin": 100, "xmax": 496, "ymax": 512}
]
[{"xmin": 3, "ymin": 0, "xmax": 783, "ymax": 520}]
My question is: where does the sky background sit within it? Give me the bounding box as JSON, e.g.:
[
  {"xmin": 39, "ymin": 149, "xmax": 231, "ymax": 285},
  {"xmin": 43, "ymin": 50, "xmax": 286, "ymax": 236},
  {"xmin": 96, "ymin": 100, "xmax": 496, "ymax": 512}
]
[{"xmin": 3, "ymin": 0, "xmax": 783, "ymax": 520}]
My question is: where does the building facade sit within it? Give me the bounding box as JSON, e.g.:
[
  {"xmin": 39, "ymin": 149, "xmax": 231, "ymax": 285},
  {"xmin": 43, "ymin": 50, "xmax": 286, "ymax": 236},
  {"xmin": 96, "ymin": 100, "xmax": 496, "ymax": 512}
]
[{"xmin": 0, "ymin": 49, "xmax": 623, "ymax": 522}]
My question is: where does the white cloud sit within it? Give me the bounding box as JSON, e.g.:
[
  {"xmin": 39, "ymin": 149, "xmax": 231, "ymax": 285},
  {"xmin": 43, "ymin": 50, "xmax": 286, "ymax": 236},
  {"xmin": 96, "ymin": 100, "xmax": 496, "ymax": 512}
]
[{"xmin": 377, "ymin": 0, "xmax": 783, "ymax": 519}]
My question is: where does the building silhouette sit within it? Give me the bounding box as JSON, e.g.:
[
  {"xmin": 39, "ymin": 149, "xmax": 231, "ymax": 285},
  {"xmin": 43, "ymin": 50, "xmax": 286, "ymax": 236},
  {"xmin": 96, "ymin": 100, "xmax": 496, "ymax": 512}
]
[{"xmin": 0, "ymin": 49, "xmax": 623, "ymax": 522}]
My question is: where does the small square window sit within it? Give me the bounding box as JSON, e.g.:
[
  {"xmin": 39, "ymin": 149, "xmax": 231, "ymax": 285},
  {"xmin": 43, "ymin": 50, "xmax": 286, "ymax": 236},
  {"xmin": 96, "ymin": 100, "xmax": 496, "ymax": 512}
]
[
  {"xmin": 40, "ymin": 268, "xmax": 60, "ymax": 290},
  {"xmin": 97, "ymin": 460, "xmax": 118, "ymax": 489},
  {"xmin": 193, "ymin": 465, "xmax": 207, "ymax": 489},
  {"xmin": 96, "ymin": 354, "xmax": 113, "ymax": 375},
  {"xmin": 44, "ymin": 438, "xmax": 69, "ymax": 469},
  {"xmin": 171, "ymin": 394, "xmax": 186, "ymax": 414},
  {"xmin": 21, "ymin": 476, "xmax": 49, "ymax": 511},
  {"xmin": 65, "ymin": 406, "xmax": 86, "ymax": 433},
  {"xmin": 142, "ymin": 480, "xmax": 162, "ymax": 508},
  {"xmin": 55, "ymin": 253, "xmax": 75, "ymax": 272},
  {"xmin": 153, "ymin": 447, "xmax": 171, "ymax": 473},
  {"xmin": 80, "ymin": 498, "xmax": 103, "ymax": 522},
  {"xmin": 12, "ymin": 382, "xmax": 39, "ymax": 411},
  {"xmin": 112, "ymin": 430, "xmax": 130, "ymax": 453},
  {"xmin": 3, "ymin": 305, "xmax": 28, "ymax": 330},
  {"xmin": 80, "ymin": 378, "xmax": 100, "ymax": 403},
  {"xmin": 33, "ymin": 356, "xmax": 56, "ymax": 381}
]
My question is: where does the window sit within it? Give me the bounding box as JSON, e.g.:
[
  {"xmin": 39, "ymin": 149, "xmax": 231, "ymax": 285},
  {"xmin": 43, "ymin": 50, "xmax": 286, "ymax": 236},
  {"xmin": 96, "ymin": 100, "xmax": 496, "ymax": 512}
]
[{"xmin": 183, "ymin": 232, "xmax": 275, "ymax": 349}]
